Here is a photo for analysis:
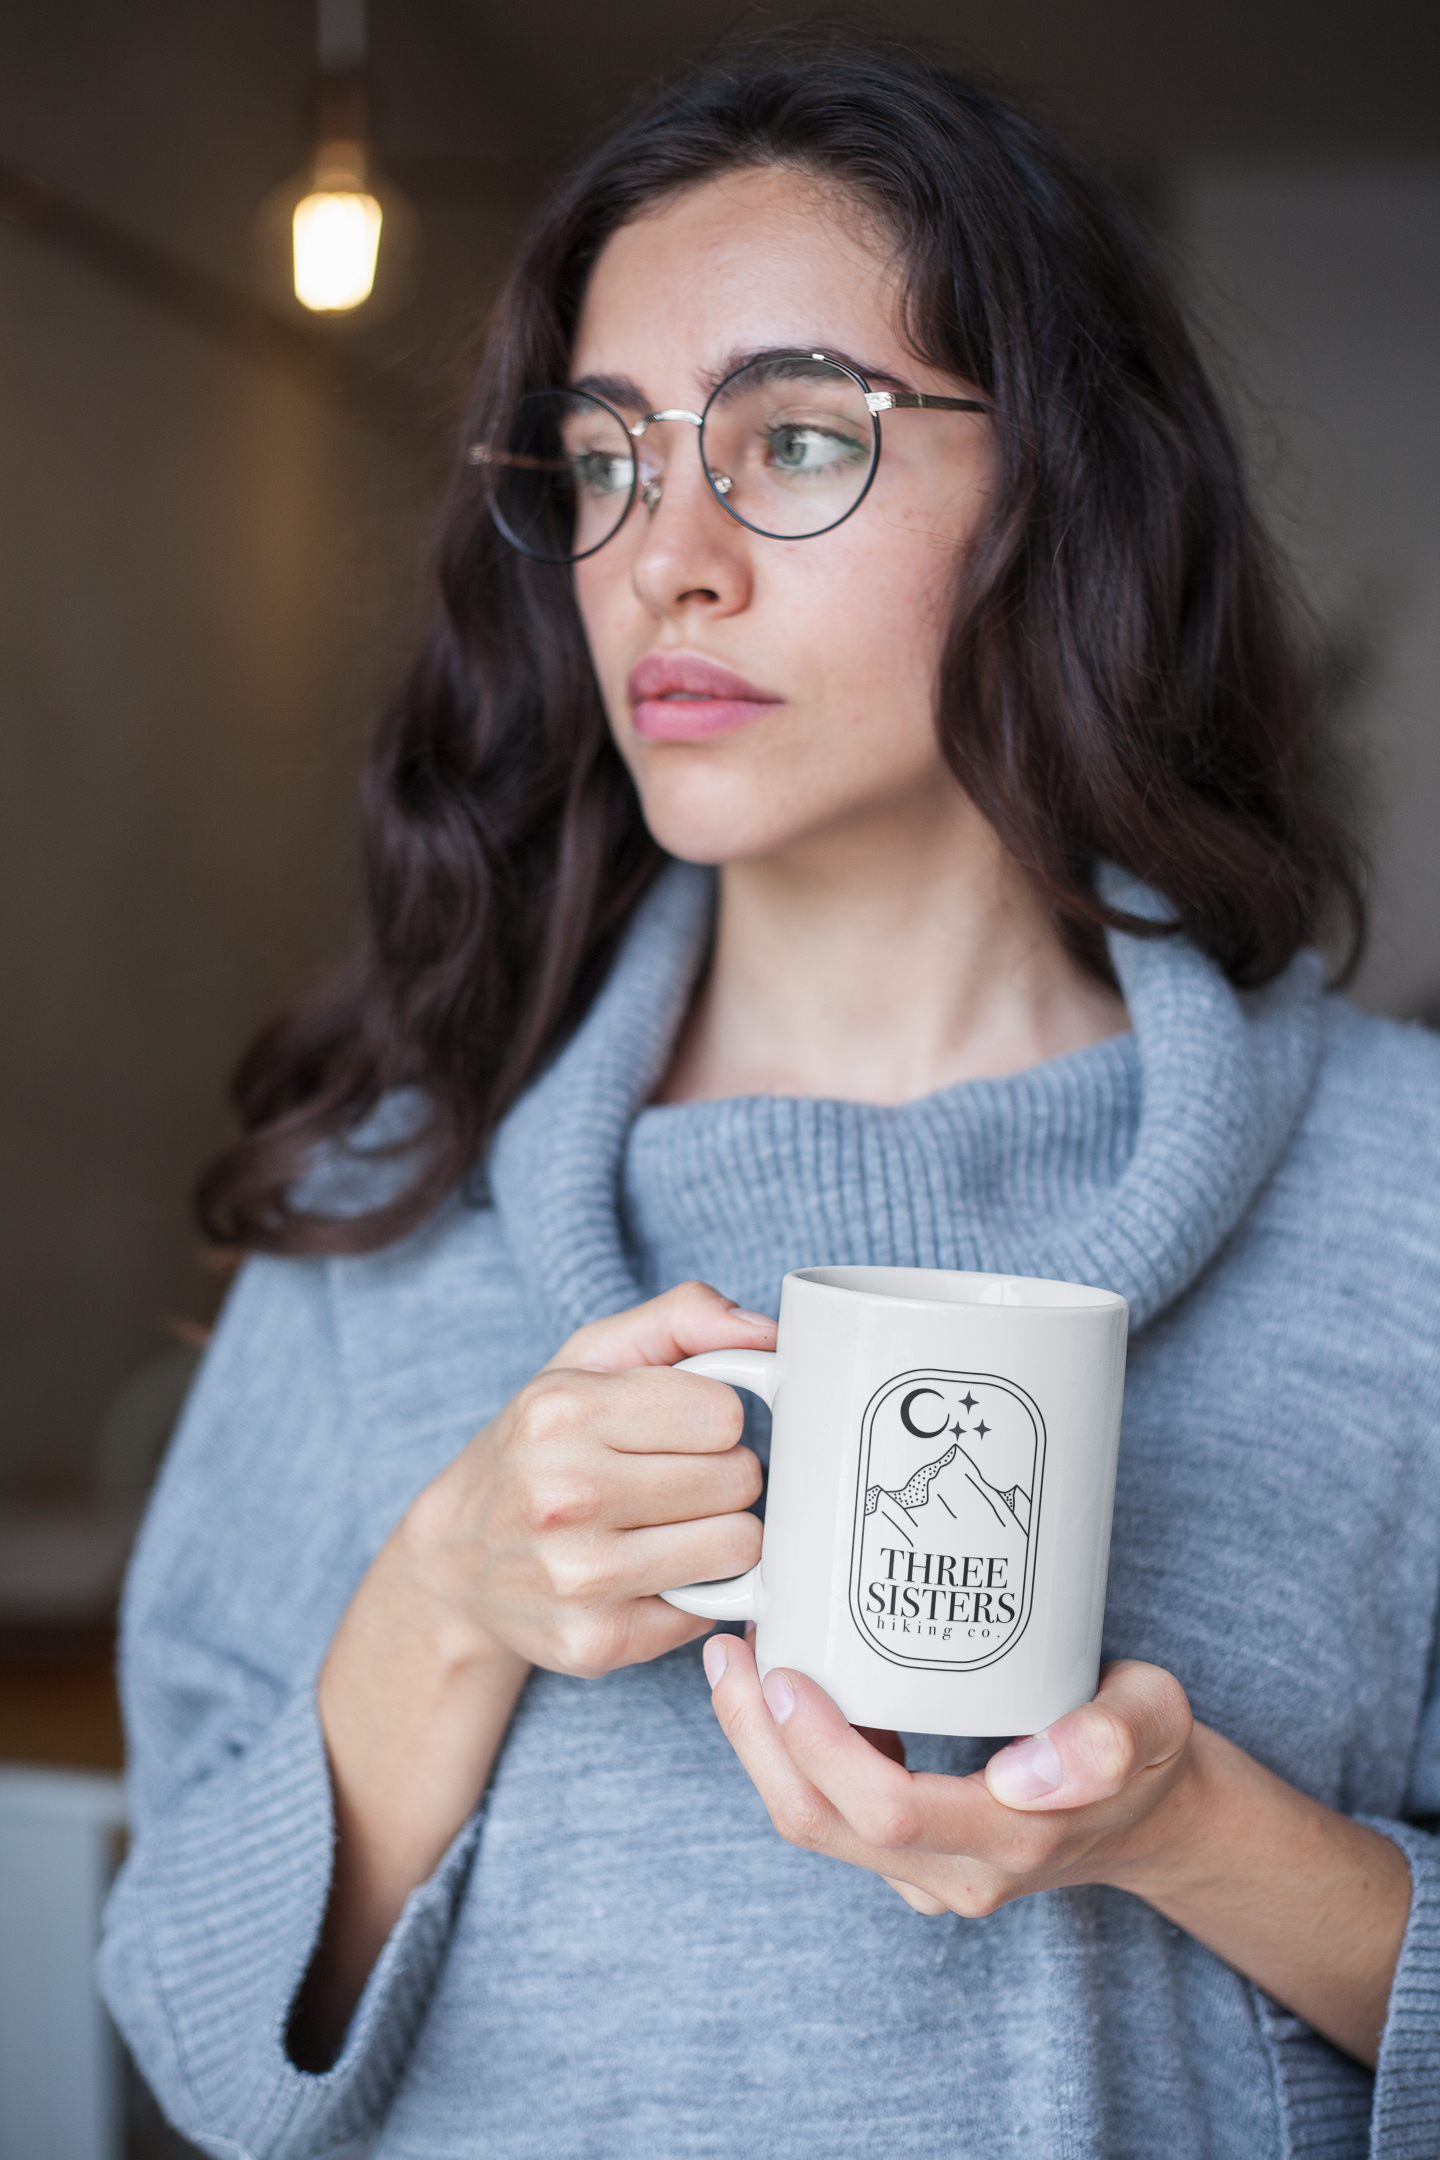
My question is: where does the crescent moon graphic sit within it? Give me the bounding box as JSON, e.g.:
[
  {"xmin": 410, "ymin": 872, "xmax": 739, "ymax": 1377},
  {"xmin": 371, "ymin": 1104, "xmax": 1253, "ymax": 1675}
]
[{"xmin": 900, "ymin": 1387, "xmax": 949, "ymax": 1439}]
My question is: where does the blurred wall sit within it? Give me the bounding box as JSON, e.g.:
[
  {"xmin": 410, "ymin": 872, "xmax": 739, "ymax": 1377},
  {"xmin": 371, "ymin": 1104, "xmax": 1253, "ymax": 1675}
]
[
  {"xmin": 1178, "ymin": 163, "xmax": 1440, "ymax": 1015},
  {"xmin": 0, "ymin": 250, "xmax": 415, "ymax": 1494},
  {"xmin": 0, "ymin": 1, "xmax": 513, "ymax": 1496},
  {"xmin": 1, "ymin": 1, "xmax": 1436, "ymax": 1499}
]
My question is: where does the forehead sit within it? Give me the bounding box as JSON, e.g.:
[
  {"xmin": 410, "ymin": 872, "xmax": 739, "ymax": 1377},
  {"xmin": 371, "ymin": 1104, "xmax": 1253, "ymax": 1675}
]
[{"xmin": 572, "ymin": 166, "xmax": 907, "ymax": 389}]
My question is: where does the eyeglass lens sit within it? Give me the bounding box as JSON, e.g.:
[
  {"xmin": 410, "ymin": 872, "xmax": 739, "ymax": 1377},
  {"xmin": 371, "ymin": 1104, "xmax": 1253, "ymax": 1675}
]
[
  {"xmin": 483, "ymin": 389, "xmax": 635, "ymax": 563},
  {"xmin": 703, "ymin": 355, "xmax": 878, "ymax": 539},
  {"xmin": 479, "ymin": 357, "xmax": 880, "ymax": 563}
]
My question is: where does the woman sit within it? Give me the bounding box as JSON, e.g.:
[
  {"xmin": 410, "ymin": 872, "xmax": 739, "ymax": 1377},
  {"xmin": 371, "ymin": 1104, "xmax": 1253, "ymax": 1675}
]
[{"xmin": 99, "ymin": 43, "xmax": 1440, "ymax": 2160}]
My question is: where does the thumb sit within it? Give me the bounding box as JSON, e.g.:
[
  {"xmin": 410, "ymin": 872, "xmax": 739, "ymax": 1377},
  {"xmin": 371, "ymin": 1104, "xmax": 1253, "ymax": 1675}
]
[
  {"xmin": 984, "ymin": 1660, "xmax": 1192, "ymax": 1812},
  {"xmin": 549, "ymin": 1279, "xmax": 776, "ymax": 1375}
]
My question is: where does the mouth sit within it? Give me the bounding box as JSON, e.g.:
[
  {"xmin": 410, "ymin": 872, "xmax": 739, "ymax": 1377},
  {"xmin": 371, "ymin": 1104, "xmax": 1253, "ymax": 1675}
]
[{"xmin": 627, "ymin": 652, "xmax": 783, "ymax": 742}]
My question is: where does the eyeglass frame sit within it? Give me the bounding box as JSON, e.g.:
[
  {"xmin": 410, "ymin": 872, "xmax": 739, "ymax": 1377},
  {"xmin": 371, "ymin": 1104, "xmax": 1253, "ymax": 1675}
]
[{"xmin": 467, "ymin": 348, "xmax": 991, "ymax": 563}]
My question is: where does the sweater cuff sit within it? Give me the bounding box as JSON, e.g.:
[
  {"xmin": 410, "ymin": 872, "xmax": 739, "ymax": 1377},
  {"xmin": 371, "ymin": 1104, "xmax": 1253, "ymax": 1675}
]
[
  {"xmin": 98, "ymin": 1682, "xmax": 480, "ymax": 2159},
  {"xmin": 1357, "ymin": 1815, "xmax": 1440, "ymax": 2160}
]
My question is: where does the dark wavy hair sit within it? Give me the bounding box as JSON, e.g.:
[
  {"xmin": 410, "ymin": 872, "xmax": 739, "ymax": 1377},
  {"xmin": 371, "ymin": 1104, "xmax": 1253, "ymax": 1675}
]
[{"xmin": 197, "ymin": 38, "xmax": 1363, "ymax": 1257}]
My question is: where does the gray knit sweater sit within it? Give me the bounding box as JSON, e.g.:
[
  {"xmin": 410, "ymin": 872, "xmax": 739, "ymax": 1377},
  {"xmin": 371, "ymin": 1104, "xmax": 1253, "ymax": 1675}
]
[{"xmin": 99, "ymin": 864, "xmax": 1440, "ymax": 2160}]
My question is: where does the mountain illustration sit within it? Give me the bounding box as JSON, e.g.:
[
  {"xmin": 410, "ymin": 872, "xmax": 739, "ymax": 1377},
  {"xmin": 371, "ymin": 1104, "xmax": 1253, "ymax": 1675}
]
[
  {"xmin": 997, "ymin": 1485, "xmax": 1031, "ymax": 1533},
  {"xmin": 865, "ymin": 1442, "xmax": 1030, "ymax": 1545}
]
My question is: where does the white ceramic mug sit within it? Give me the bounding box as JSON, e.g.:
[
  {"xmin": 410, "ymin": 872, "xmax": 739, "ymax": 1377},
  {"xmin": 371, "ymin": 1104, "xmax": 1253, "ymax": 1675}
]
[{"xmin": 662, "ymin": 1265, "xmax": 1128, "ymax": 1736}]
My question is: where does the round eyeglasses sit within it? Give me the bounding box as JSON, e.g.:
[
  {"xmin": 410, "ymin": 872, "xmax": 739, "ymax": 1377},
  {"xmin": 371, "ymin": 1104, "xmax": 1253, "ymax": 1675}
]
[{"xmin": 466, "ymin": 350, "xmax": 990, "ymax": 565}]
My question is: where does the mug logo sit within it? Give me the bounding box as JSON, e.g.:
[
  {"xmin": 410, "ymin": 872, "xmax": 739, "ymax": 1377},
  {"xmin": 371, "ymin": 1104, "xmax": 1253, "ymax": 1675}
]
[{"xmin": 848, "ymin": 1370, "xmax": 1045, "ymax": 1671}]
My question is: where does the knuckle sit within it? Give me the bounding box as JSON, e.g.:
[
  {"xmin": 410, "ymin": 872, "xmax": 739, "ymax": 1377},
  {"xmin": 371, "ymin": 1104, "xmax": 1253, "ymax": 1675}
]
[
  {"xmin": 525, "ymin": 1473, "xmax": 597, "ymax": 1534},
  {"xmin": 1089, "ymin": 1708, "xmax": 1140, "ymax": 1787},
  {"xmin": 853, "ymin": 1794, "xmax": 925, "ymax": 1852},
  {"xmin": 514, "ymin": 1375, "xmax": 580, "ymax": 1443},
  {"xmin": 668, "ymin": 1278, "xmax": 720, "ymax": 1310},
  {"xmin": 708, "ymin": 1385, "xmax": 745, "ymax": 1444},
  {"xmin": 952, "ymin": 1878, "xmax": 1007, "ymax": 1920},
  {"xmin": 732, "ymin": 1446, "xmax": 764, "ymax": 1504},
  {"xmin": 712, "ymin": 1692, "xmax": 749, "ymax": 1745},
  {"xmin": 544, "ymin": 1544, "xmax": 609, "ymax": 1604},
  {"xmin": 1153, "ymin": 1668, "xmax": 1193, "ymax": 1744},
  {"xmin": 770, "ymin": 1794, "xmax": 831, "ymax": 1853},
  {"xmin": 557, "ymin": 1615, "xmax": 615, "ymax": 1680},
  {"xmin": 716, "ymin": 1513, "xmax": 763, "ymax": 1571}
]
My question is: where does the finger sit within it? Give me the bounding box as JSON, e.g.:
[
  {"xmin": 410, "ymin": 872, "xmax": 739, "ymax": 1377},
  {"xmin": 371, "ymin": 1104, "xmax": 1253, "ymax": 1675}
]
[
  {"xmin": 522, "ymin": 1363, "xmax": 749, "ymax": 1457},
  {"xmin": 759, "ymin": 1667, "xmax": 983, "ymax": 1856},
  {"xmin": 883, "ymin": 1875, "xmax": 949, "ymax": 1916},
  {"xmin": 703, "ymin": 1634, "xmax": 856, "ymax": 1858},
  {"xmin": 624, "ymin": 1509, "xmax": 763, "ymax": 1596},
  {"xmin": 602, "ymin": 1440, "xmax": 763, "ymax": 1528},
  {"xmin": 708, "ymin": 1652, "xmax": 981, "ymax": 1906},
  {"xmin": 984, "ymin": 1660, "xmax": 1192, "ymax": 1812},
  {"xmin": 581, "ymin": 1595, "xmax": 717, "ymax": 1671},
  {"xmin": 602, "ymin": 1367, "xmax": 748, "ymax": 1455},
  {"xmin": 551, "ymin": 1281, "xmax": 776, "ymax": 1375}
]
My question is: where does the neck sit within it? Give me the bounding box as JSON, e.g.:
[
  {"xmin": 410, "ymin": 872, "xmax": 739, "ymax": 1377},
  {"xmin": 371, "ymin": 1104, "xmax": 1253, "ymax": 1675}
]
[{"xmin": 657, "ymin": 796, "xmax": 1128, "ymax": 1106}]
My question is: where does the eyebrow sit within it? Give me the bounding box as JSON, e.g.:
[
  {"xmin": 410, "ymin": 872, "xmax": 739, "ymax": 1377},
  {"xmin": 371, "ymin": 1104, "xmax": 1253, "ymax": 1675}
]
[
  {"xmin": 567, "ymin": 347, "xmax": 918, "ymax": 412},
  {"xmin": 702, "ymin": 346, "xmax": 915, "ymax": 397},
  {"xmin": 569, "ymin": 370, "xmax": 650, "ymax": 411}
]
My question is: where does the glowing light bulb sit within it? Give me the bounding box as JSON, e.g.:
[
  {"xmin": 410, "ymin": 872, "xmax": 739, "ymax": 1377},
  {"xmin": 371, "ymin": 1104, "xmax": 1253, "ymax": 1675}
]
[{"xmin": 292, "ymin": 187, "xmax": 383, "ymax": 311}]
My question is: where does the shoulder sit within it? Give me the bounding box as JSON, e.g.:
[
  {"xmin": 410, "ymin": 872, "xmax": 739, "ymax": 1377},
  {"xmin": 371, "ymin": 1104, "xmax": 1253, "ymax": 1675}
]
[
  {"xmin": 1304, "ymin": 999, "xmax": 1440, "ymax": 1157},
  {"xmin": 1264, "ymin": 997, "xmax": 1440, "ymax": 1276},
  {"xmin": 1317, "ymin": 993, "xmax": 1440, "ymax": 1095}
]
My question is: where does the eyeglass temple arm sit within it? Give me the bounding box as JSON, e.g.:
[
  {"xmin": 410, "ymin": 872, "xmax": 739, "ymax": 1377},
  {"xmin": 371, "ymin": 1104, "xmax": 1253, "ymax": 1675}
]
[
  {"xmin": 467, "ymin": 393, "xmax": 987, "ymax": 463},
  {"xmin": 466, "ymin": 445, "xmax": 570, "ymax": 470},
  {"xmin": 864, "ymin": 392, "xmax": 990, "ymax": 415}
]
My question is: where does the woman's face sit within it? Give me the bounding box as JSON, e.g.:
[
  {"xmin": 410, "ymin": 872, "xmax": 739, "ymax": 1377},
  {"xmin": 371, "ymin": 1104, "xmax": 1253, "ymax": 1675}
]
[{"xmin": 569, "ymin": 166, "xmax": 997, "ymax": 867}]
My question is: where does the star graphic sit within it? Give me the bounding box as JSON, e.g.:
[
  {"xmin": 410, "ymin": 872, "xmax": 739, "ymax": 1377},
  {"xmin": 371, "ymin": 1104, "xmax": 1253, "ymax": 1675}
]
[
  {"xmin": 959, "ymin": 1392, "xmax": 977, "ymax": 1413},
  {"xmin": 974, "ymin": 1419, "xmax": 991, "ymax": 1439},
  {"xmin": 949, "ymin": 1419, "xmax": 966, "ymax": 1440}
]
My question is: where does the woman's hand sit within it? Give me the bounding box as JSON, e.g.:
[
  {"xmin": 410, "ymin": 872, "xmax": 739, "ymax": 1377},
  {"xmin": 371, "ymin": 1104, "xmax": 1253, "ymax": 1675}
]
[
  {"xmin": 704, "ymin": 1638, "xmax": 1410, "ymax": 2068},
  {"xmin": 394, "ymin": 1279, "xmax": 768, "ymax": 1681},
  {"xmin": 296, "ymin": 1281, "xmax": 772, "ymax": 2065},
  {"xmin": 703, "ymin": 1640, "xmax": 1194, "ymax": 1915}
]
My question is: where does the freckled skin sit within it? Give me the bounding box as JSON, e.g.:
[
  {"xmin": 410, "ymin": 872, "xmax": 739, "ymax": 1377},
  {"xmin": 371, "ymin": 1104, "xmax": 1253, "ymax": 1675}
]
[{"xmin": 569, "ymin": 166, "xmax": 998, "ymax": 870}]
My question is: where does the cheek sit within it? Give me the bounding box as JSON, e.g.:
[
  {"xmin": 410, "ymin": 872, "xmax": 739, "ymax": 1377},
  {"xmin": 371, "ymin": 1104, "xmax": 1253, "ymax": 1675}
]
[
  {"xmin": 571, "ymin": 560, "xmax": 637, "ymax": 700},
  {"xmin": 785, "ymin": 540, "xmax": 951, "ymax": 702}
]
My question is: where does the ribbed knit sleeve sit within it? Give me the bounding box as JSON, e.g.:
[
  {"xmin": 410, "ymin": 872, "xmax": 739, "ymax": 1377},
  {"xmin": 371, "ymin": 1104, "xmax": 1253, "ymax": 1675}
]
[
  {"xmin": 97, "ymin": 1256, "xmax": 475, "ymax": 2158},
  {"xmin": 1356, "ymin": 1818, "xmax": 1440, "ymax": 2158}
]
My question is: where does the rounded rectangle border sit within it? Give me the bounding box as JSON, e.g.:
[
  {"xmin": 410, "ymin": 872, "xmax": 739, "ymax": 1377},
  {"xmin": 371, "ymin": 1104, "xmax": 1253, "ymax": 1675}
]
[{"xmin": 847, "ymin": 1368, "xmax": 1046, "ymax": 1672}]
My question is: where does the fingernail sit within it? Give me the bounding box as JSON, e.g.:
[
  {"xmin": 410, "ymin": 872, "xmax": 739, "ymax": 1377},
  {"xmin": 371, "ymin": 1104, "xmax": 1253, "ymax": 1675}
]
[
  {"xmin": 703, "ymin": 1635, "xmax": 730, "ymax": 1688},
  {"xmin": 762, "ymin": 1671, "xmax": 795, "ymax": 1724},
  {"xmin": 729, "ymin": 1307, "xmax": 775, "ymax": 1329},
  {"xmin": 988, "ymin": 1732, "xmax": 1063, "ymax": 1802}
]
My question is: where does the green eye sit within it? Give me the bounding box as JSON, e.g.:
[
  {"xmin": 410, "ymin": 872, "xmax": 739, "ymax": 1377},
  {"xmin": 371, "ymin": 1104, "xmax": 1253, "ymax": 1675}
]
[
  {"xmin": 766, "ymin": 424, "xmax": 867, "ymax": 477},
  {"xmin": 571, "ymin": 450, "xmax": 634, "ymax": 498}
]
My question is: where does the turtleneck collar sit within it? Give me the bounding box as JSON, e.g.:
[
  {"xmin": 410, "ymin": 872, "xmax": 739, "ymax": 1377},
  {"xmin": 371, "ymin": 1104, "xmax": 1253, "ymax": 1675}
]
[{"xmin": 487, "ymin": 861, "xmax": 1326, "ymax": 1342}]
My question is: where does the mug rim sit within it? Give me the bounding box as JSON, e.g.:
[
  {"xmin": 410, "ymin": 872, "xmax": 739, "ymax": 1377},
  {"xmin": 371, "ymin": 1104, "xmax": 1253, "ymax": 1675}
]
[{"xmin": 787, "ymin": 1264, "xmax": 1128, "ymax": 1316}]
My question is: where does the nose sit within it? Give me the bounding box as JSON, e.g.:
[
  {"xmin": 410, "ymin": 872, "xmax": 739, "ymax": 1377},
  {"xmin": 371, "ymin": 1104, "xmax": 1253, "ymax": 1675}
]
[
  {"xmin": 625, "ymin": 413, "xmax": 752, "ymax": 620},
  {"xmin": 631, "ymin": 409, "xmax": 702, "ymax": 515}
]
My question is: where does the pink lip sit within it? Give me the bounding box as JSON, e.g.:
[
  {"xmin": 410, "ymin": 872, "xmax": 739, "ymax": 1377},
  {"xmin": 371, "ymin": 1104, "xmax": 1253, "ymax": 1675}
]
[{"xmin": 627, "ymin": 652, "xmax": 783, "ymax": 741}]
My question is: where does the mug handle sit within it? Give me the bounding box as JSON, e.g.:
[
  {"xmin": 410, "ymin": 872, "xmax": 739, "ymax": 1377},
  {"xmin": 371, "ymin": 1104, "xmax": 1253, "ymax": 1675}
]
[{"xmin": 658, "ymin": 1348, "xmax": 782, "ymax": 1623}]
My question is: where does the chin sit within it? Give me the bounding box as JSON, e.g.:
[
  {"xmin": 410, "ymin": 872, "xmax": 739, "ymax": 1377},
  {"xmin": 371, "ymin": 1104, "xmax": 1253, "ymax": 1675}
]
[{"xmin": 629, "ymin": 771, "xmax": 818, "ymax": 868}]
